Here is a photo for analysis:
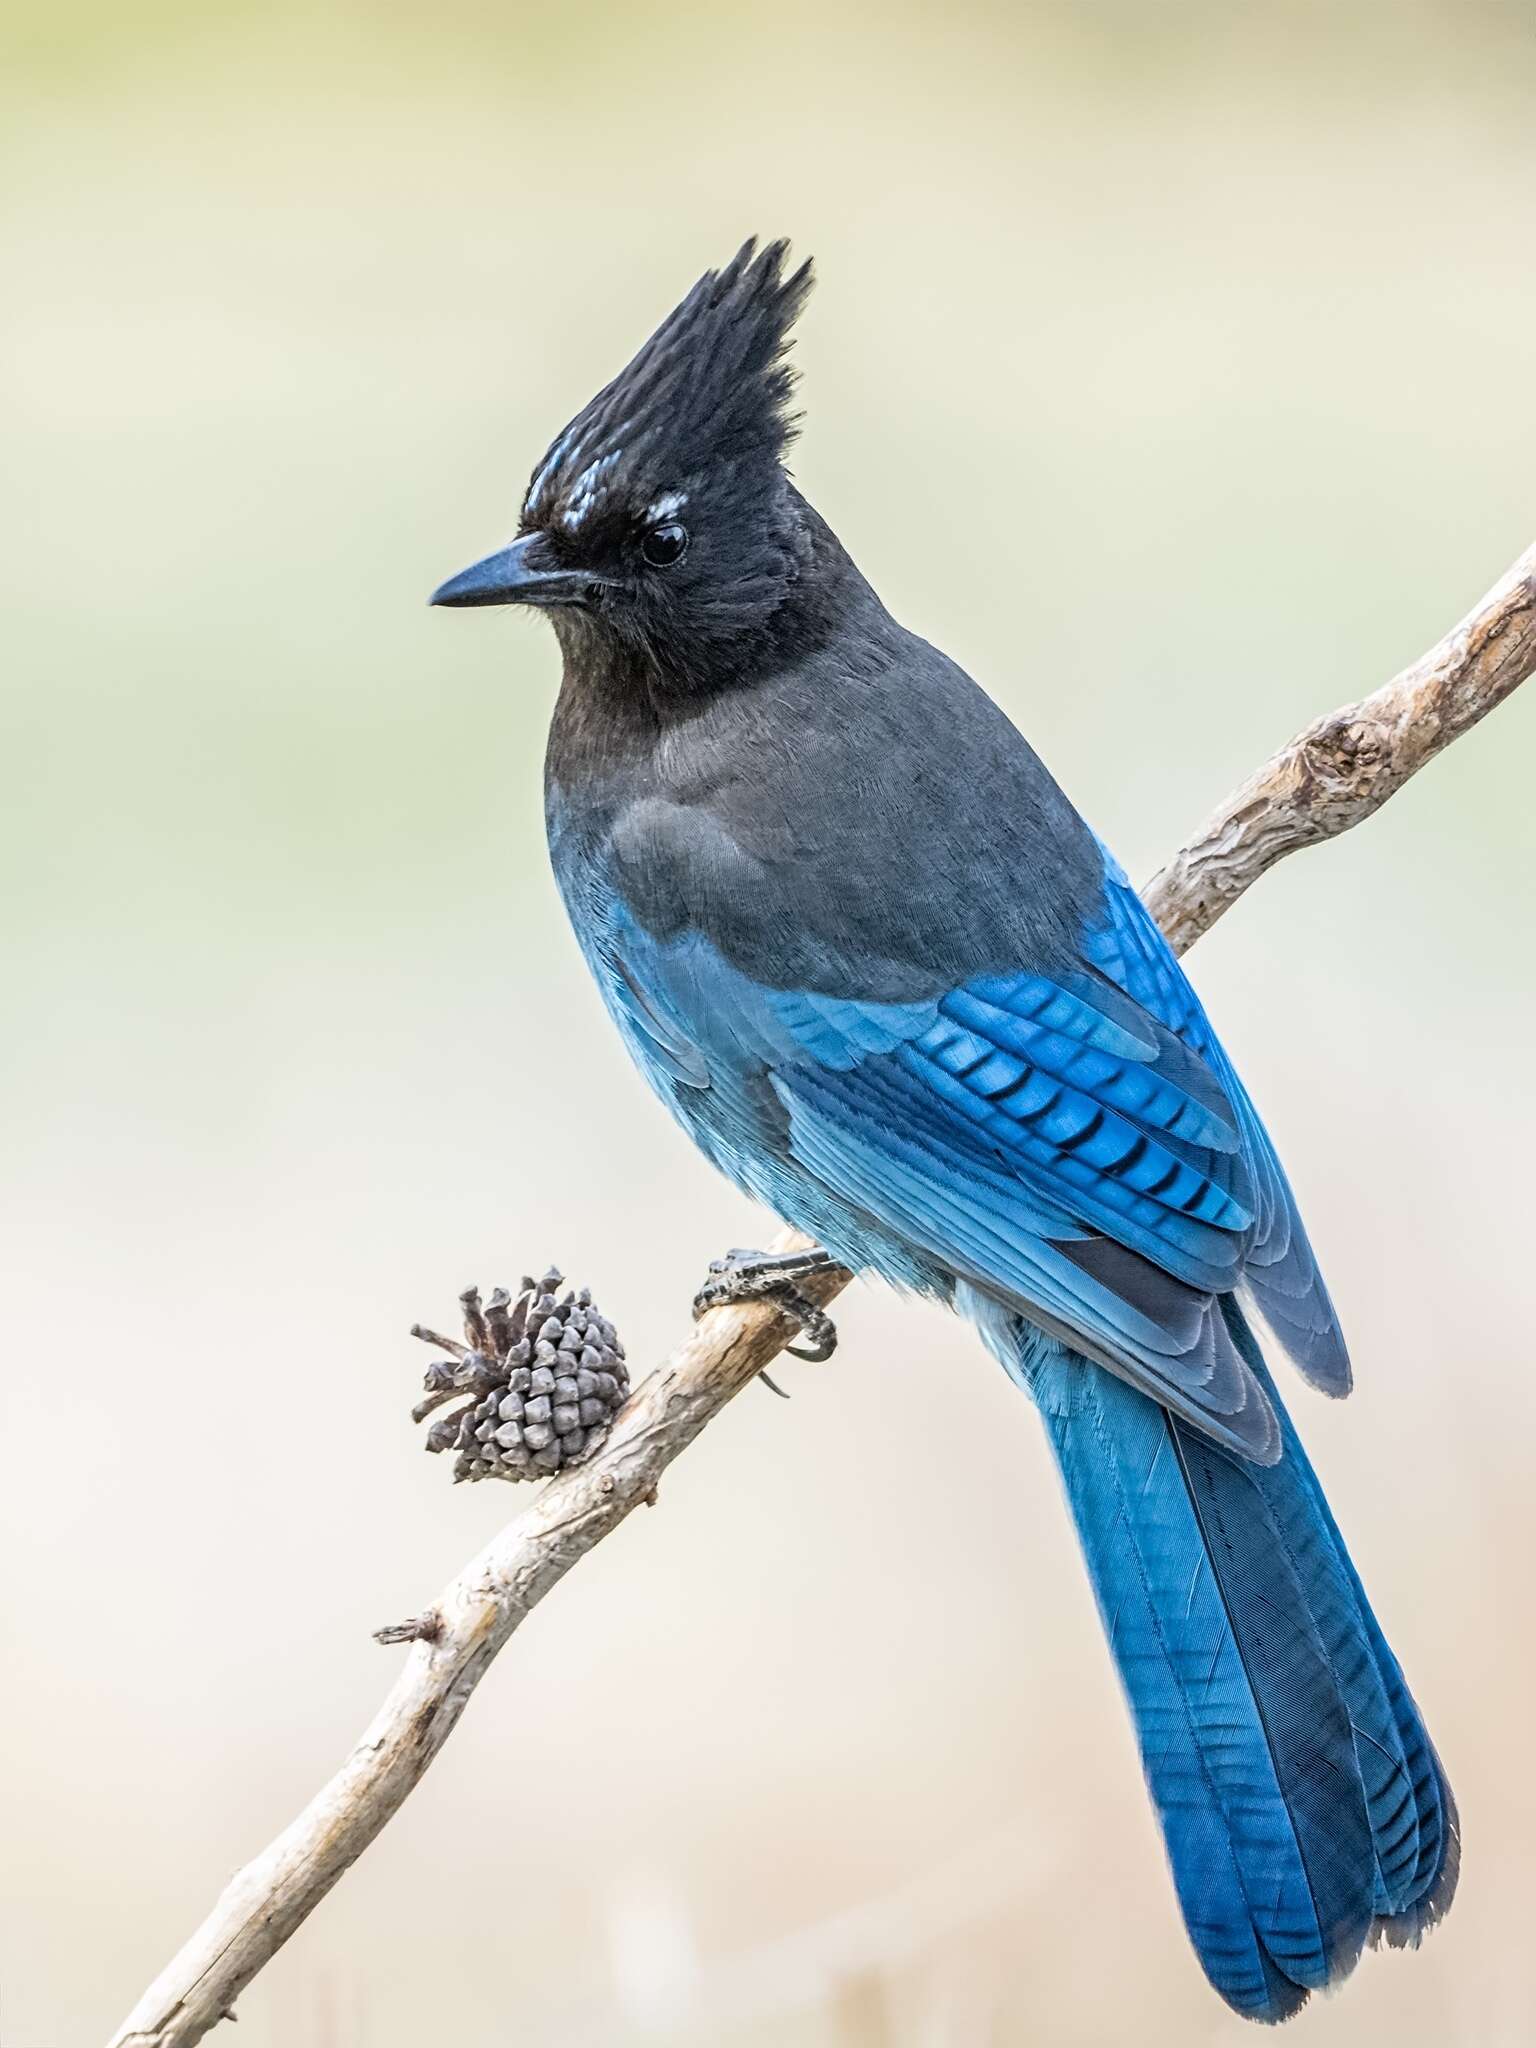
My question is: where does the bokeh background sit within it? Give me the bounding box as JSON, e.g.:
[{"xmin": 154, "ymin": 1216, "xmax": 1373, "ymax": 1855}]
[{"xmin": 5, "ymin": 3, "xmax": 1536, "ymax": 2043}]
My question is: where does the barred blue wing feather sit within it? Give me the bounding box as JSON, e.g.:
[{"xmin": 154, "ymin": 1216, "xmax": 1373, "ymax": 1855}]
[
  {"xmin": 1087, "ymin": 855, "xmax": 1352, "ymax": 1394},
  {"xmin": 576, "ymin": 889, "xmax": 1296, "ymax": 1459}
]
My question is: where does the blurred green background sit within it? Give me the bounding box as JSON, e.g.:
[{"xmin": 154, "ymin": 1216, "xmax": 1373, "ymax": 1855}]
[{"xmin": 4, "ymin": 3, "xmax": 1536, "ymax": 2043}]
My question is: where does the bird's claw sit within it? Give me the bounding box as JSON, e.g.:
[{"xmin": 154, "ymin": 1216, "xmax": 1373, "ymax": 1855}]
[{"xmin": 691, "ymin": 1246, "xmax": 839, "ymax": 1374}]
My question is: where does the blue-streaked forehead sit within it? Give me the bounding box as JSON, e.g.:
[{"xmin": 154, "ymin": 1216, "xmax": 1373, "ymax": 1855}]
[
  {"xmin": 523, "ymin": 420, "xmax": 587, "ymax": 519},
  {"xmin": 524, "ymin": 413, "xmax": 691, "ymax": 539},
  {"xmin": 527, "ymin": 416, "xmax": 628, "ymax": 525}
]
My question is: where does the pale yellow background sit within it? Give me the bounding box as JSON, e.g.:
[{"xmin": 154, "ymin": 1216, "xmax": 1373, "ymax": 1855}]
[{"xmin": 4, "ymin": 4, "xmax": 1535, "ymax": 2044}]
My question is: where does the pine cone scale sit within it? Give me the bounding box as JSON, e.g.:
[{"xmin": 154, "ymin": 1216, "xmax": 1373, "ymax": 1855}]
[{"xmin": 411, "ymin": 1269, "xmax": 630, "ymax": 1485}]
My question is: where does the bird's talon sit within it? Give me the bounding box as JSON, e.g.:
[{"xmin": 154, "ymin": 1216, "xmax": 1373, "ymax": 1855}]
[
  {"xmin": 689, "ymin": 1246, "xmax": 839, "ymax": 1377},
  {"xmin": 784, "ymin": 1301, "xmax": 837, "ymax": 1363}
]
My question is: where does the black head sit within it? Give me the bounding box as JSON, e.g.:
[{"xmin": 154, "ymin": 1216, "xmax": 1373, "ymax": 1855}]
[{"xmin": 431, "ymin": 239, "xmax": 818, "ymax": 693}]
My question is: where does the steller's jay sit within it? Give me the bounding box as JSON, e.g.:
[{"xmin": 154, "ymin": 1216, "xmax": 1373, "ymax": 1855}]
[{"xmin": 431, "ymin": 240, "xmax": 1457, "ymax": 2020}]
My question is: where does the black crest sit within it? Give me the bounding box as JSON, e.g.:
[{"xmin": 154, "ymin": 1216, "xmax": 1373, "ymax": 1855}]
[{"xmin": 523, "ymin": 238, "xmax": 814, "ymax": 537}]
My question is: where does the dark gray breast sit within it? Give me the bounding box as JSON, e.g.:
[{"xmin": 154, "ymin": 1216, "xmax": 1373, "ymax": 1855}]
[{"xmin": 547, "ymin": 587, "xmax": 1104, "ymax": 1004}]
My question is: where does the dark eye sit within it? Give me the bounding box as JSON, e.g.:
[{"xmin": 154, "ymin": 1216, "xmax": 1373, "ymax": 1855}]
[{"xmin": 641, "ymin": 521, "xmax": 688, "ymax": 569}]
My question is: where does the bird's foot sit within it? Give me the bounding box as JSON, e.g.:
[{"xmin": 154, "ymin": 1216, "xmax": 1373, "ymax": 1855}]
[{"xmin": 691, "ymin": 1245, "xmax": 840, "ymax": 1381}]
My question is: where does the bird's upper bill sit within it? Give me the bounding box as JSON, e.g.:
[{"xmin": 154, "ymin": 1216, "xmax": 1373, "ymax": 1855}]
[{"xmin": 429, "ymin": 530, "xmax": 599, "ymax": 610}]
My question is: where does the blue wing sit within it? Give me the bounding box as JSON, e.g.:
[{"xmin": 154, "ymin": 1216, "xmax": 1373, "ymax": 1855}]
[
  {"xmin": 1084, "ymin": 855, "xmax": 1349, "ymax": 1394},
  {"xmin": 584, "ymin": 853, "xmax": 1346, "ymax": 1460}
]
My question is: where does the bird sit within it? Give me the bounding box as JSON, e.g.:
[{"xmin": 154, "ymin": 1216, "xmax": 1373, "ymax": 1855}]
[{"xmin": 430, "ymin": 239, "xmax": 1458, "ymax": 2022}]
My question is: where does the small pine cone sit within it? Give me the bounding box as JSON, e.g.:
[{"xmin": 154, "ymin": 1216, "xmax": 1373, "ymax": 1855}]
[{"xmin": 410, "ymin": 1268, "xmax": 629, "ymax": 1484}]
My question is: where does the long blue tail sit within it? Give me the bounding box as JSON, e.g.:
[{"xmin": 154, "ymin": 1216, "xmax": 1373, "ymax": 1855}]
[{"xmin": 1022, "ymin": 1300, "xmax": 1457, "ymax": 2022}]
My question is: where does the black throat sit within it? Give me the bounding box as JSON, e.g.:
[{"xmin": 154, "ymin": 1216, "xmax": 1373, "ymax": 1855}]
[{"xmin": 545, "ymin": 491, "xmax": 867, "ymax": 790}]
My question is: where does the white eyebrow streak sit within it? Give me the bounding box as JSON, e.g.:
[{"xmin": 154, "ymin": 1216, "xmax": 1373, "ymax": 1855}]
[
  {"xmin": 561, "ymin": 447, "xmax": 625, "ymax": 532},
  {"xmin": 644, "ymin": 490, "xmax": 688, "ymax": 522}
]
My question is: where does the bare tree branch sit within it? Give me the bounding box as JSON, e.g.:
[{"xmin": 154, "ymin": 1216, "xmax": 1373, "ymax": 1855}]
[
  {"xmin": 107, "ymin": 1277, "xmax": 839, "ymax": 2048},
  {"xmin": 1143, "ymin": 539, "xmax": 1536, "ymax": 952},
  {"xmin": 106, "ymin": 538, "xmax": 1536, "ymax": 2048}
]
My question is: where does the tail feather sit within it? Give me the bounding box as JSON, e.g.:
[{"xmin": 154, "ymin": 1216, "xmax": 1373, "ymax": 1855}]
[
  {"xmin": 1021, "ymin": 1301, "xmax": 1455, "ymax": 2022},
  {"xmin": 1220, "ymin": 1304, "xmax": 1457, "ymax": 1923},
  {"xmin": 1258, "ymin": 1326, "xmax": 1460, "ymax": 1936}
]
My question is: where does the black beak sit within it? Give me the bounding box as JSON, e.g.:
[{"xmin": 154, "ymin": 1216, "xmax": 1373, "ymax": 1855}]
[{"xmin": 429, "ymin": 531, "xmax": 594, "ymax": 610}]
